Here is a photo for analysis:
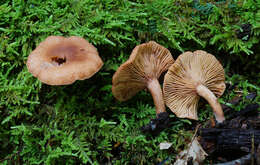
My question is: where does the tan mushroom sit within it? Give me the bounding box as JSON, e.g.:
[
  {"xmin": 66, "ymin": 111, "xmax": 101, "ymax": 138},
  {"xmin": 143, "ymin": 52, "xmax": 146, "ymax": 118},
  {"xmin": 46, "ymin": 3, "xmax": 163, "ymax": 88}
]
[
  {"xmin": 163, "ymin": 50, "xmax": 226, "ymax": 123},
  {"xmin": 27, "ymin": 36, "xmax": 103, "ymax": 85},
  {"xmin": 112, "ymin": 41, "xmax": 174, "ymax": 116}
]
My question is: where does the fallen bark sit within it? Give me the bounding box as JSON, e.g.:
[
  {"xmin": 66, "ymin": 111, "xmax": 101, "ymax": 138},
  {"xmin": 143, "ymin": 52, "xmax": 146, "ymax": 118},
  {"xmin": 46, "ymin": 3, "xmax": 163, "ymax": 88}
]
[
  {"xmin": 199, "ymin": 129, "xmax": 260, "ymax": 152},
  {"xmin": 213, "ymin": 153, "xmax": 252, "ymax": 165},
  {"xmin": 198, "ymin": 101, "xmax": 259, "ymax": 164}
]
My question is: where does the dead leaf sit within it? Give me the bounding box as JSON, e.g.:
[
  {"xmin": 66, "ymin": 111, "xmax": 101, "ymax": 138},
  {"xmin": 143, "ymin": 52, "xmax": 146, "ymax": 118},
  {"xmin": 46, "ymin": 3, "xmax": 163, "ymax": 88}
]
[
  {"xmin": 159, "ymin": 142, "xmax": 172, "ymax": 150},
  {"xmin": 174, "ymin": 137, "xmax": 208, "ymax": 165}
]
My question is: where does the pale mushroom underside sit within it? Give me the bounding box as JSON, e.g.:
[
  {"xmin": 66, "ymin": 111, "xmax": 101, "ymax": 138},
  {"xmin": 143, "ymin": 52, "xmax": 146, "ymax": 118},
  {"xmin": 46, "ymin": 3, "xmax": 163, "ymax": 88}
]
[
  {"xmin": 163, "ymin": 50, "xmax": 225, "ymax": 120},
  {"xmin": 112, "ymin": 41, "xmax": 174, "ymax": 101}
]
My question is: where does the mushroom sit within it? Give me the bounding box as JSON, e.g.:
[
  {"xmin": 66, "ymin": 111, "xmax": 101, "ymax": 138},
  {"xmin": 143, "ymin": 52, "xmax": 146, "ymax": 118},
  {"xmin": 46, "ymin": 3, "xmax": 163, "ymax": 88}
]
[
  {"xmin": 112, "ymin": 41, "xmax": 174, "ymax": 117},
  {"xmin": 163, "ymin": 50, "xmax": 226, "ymax": 123},
  {"xmin": 27, "ymin": 36, "xmax": 103, "ymax": 85}
]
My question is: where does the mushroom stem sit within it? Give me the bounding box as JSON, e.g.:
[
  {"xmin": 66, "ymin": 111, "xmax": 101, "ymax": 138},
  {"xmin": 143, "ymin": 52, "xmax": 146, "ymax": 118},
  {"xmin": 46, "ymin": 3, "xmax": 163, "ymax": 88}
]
[
  {"xmin": 196, "ymin": 84, "xmax": 225, "ymax": 123},
  {"xmin": 147, "ymin": 79, "xmax": 166, "ymax": 116}
]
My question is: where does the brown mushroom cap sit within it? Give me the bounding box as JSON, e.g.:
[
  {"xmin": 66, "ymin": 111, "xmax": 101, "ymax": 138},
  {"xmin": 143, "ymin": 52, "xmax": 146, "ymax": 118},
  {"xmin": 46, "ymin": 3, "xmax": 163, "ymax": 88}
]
[
  {"xmin": 163, "ymin": 50, "xmax": 226, "ymax": 120},
  {"xmin": 27, "ymin": 36, "xmax": 103, "ymax": 85},
  {"xmin": 112, "ymin": 41, "xmax": 174, "ymax": 101}
]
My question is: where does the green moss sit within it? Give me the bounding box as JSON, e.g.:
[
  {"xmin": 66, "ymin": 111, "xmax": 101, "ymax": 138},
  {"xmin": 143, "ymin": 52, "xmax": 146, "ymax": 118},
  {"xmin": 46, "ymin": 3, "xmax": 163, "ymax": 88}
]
[{"xmin": 0, "ymin": 0, "xmax": 259, "ymax": 164}]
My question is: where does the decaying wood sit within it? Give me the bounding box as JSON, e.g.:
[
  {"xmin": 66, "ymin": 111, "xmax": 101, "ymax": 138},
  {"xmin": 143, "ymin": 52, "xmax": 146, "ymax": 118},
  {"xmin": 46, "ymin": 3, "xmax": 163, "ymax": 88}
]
[
  {"xmin": 199, "ymin": 129, "xmax": 260, "ymax": 153},
  {"xmin": 213, "ymin": 153, "xmax": 252, "ymax": 165},
  {"xmin": 257, "ymin": 145, "xmax": 260, "ymax": 165},
  {"xmin": 198, "ymin": 95, "xmax": 259, "ymax": 164}
]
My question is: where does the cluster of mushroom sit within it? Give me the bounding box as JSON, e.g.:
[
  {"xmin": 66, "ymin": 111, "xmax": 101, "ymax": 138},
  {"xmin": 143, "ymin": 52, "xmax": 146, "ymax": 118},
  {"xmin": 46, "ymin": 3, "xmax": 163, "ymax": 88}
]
[
  {"xmin": 112, "ymin": 41, "xmax": 226, "ymax": 131},
  {"xmin": 27, "ymin": 36, "xmax": 226, "ymax": 132}
]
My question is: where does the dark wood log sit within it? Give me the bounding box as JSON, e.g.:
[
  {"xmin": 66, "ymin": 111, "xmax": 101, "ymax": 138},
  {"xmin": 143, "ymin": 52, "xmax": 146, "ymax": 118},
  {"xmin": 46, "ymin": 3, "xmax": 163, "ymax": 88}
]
[
  {"xmin": 199, "ymin": 102, "xmax": 259, "ymax": 163},
  {"xmin": 199, "ymin": 129, "xmax": 260, "ymax": 152},
  {"xmin": 211, "ymin": 103, "xmax": 260, "ymax": 129},
  {"xmin": 213, "ymin": 153, "xmax": 252, "ymax": 165}
]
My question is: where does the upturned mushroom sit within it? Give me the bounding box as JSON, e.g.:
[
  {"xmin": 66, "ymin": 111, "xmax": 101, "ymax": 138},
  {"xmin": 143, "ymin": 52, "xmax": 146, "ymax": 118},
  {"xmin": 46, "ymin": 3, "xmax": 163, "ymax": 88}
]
[
  {"xmin": 27, "ymin": 36, "xmax": 103, "ymax": 85},
  {"xmin": 163, "ymin": 50, "xmax": 226, "ymax": 123},
  {"xmin": 112, "ymin": 41, "xmax": 174, "ymax": 120}
]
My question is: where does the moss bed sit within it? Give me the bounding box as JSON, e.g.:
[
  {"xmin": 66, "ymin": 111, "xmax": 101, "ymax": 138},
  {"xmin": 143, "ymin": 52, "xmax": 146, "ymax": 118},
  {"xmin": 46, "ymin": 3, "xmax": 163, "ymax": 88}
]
[{"xmin": 0, "ymin": 0, "xmax": 259, "ymax": 164}]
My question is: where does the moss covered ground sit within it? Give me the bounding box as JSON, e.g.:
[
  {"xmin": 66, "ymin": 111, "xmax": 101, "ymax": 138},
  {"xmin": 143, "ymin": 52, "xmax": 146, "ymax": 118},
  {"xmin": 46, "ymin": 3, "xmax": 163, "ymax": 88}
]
[{"xmin": 0, "ymin": 0, "xmax": 259, "ymax": 164}]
